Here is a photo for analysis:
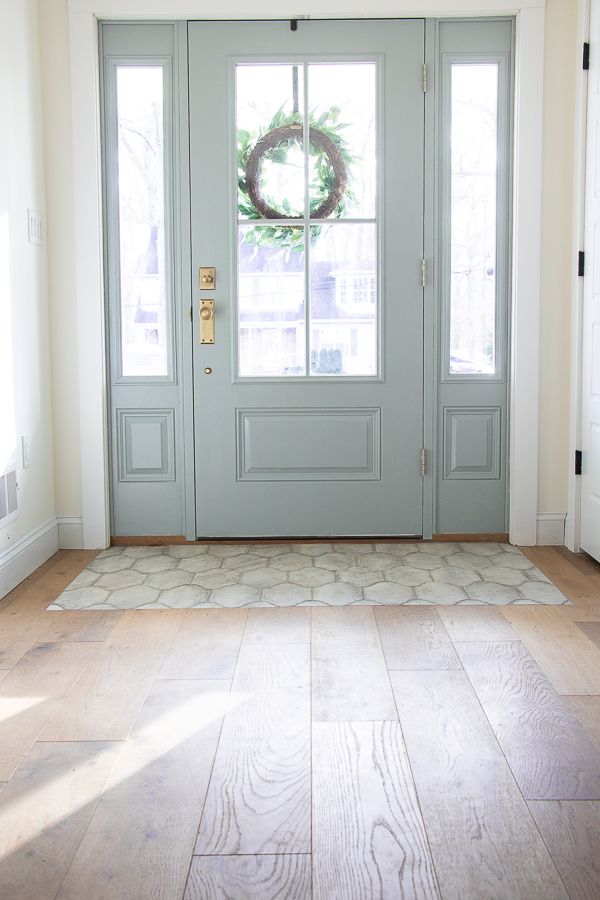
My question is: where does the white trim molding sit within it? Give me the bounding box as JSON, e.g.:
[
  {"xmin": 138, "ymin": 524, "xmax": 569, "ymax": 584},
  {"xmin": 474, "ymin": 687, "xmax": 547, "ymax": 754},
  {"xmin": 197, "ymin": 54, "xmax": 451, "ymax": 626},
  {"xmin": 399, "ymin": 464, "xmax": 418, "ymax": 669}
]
[
  {"xmin": 566, "ymin": 0, "xmax": 590, "ymax": 552},
  {"xmin": 57, "ymin": 516, "xmax": 85, "ymax": 549},
  {"xmin": 68, "ymin": 0, "xmax": 545, "ymax": 548},
  {"xmin": 0, "ymin": 519, "xmax": 59, "ymax": 599},
  {"xmin": 536, "ymin": 512, "xmax": 567, "ymax": 546}
]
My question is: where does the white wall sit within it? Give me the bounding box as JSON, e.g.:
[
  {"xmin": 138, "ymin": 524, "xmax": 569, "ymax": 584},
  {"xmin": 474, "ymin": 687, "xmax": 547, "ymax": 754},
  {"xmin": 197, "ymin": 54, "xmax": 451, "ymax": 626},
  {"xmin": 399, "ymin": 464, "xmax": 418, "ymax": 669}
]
[
  {"xmin": 0, "ymin": 0, "xmax": 57, "ymax": 585},
  {"xmin": 37, "ymin": 0, "xmax": 579, "ymax": 544},
  {"xmin": 39, "ymin": 0, "xmax": 83, "ymax": 532},
  {"xmin": 538, "ymin": 0, "xmax": 577, "ymax": 528}
]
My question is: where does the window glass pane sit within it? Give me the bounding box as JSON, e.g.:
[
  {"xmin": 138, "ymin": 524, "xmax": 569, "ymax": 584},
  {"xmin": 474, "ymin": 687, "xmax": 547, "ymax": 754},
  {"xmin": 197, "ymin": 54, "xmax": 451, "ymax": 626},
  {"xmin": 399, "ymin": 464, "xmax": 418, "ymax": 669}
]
[
  {"xmin": 116, "ymin": 66, "xmax": 168, "ymax": 377},
  {"xmin": 308, "ymin": 63, "xmax": 377, "ymax": 219},
  {"xmin": 238, "ymin": 226, "xmax": 306, "ymax": 376},
  {"xmin": 310, "ymin": 224, "xmax": 377, "ymax": 375},
  {"xmin": 237, "ymin": 65, "xmax": 305, "ymax": 220},
  {"xmin": 449, "ymin": 63, "xmax": 498, "ymax": 375}
]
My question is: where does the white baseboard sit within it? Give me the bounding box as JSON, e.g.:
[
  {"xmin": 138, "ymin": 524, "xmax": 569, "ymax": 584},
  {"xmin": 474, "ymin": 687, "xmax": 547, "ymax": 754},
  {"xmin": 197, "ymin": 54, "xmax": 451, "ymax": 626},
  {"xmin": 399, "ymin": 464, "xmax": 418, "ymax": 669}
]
[
  {"xmin": 0, "ymin": 518, "xmax": 59, "ymax": 599},
  {"xmin": 536, "ymin": 512, "xmax": 566, "ymax": 546},
  {"xmin": 57, "ymin": 516, "xmax": 84, "ymax": 550}
]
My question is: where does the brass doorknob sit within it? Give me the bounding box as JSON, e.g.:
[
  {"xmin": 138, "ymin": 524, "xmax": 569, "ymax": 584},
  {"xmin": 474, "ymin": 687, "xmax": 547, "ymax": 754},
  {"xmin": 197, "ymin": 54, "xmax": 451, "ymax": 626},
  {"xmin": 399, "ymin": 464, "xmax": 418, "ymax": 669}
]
[{"xmin": 200, "ymin": 306, "xmax": 214, "ymax": 321}]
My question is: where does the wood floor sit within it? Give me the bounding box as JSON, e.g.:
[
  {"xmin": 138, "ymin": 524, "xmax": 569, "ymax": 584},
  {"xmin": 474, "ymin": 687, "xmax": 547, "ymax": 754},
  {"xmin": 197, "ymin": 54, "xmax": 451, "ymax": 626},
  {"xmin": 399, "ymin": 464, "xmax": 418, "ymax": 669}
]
[{"xmin": 1, "ymin": 546, "xmax": 600, "ymax": 899}]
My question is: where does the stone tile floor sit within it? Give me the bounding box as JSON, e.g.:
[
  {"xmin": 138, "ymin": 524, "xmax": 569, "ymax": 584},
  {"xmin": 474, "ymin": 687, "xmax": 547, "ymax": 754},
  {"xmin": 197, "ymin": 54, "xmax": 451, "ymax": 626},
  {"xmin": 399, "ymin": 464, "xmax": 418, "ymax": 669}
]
[{"xmin": 49, "ymin": 542, "xmax": 569, "ymax": 609}]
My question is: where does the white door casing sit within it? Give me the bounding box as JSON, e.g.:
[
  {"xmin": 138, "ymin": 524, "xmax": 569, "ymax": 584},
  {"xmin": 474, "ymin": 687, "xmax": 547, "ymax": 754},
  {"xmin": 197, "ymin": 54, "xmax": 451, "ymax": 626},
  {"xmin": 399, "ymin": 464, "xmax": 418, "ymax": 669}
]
[{"xmin": 67, "ymin": 0, "xmax": 545, "ymax": 548}]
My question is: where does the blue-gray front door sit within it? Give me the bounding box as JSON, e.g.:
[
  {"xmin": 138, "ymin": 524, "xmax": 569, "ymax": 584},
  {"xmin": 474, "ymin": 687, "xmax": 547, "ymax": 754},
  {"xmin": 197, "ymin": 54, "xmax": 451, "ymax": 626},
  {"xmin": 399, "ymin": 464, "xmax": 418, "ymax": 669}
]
[{"xmin": 188, "ymin": 20, "xmax": 425, "ymax": 537}]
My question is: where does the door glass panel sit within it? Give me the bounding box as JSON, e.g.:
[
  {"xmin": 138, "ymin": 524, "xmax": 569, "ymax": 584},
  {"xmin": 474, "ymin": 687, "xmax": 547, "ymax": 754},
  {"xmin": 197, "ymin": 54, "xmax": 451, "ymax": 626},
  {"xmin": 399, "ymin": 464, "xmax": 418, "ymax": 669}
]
[
  {"xmin": 237, "ymin": 64, "xmax": 305, "ymax": 220},
  {"xmin": 116, "ymin": 65, "xmax": 168, "ymax": 378},
  {"xmin": 308, "ymin": 63, "xmax": 377, "ymax": 219},
  {"xmin": 449, "ymin": 63, "xmax": 498, "ymax": 376},
  {"xmin": 236, "ymin": 60, "xmax": 378, "ymax": 378},
  {"xmin": 238, "ymin": 226, "xmax": 306, "ymax": 376},
  {"xmin": 310, "ymin": 224, "xmax": 377, "ymax": 375}
]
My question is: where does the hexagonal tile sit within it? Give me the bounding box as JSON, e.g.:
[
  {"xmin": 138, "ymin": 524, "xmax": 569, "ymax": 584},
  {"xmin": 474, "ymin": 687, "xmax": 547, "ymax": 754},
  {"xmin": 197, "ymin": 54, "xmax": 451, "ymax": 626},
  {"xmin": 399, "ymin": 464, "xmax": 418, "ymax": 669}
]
[
  {"xmin": 206, "ymin": 545, "xmax": 249, "ymax": 558},
  {"xmin": 56, "ymin": 587, "xmax": 110, "ymax": 609},
  {"xmin": 287, "ymin": 567, "xmax": 332, "ymax": 588},
  {"xmin": 386, "ymin": 565, "xmax": 431, "ymax": 587},
  {"xmin": 239, "ymin": 567, "xmax": 285, "ymax": 588},
  {"xmin": 107, "ymin": 585, "xmax": 160, "ymax": 609},
  {"xmin": 431, "ymin": 566, "xmax": 480, "ymax": 587},
  {"xmin": 221, "ymin": 554, "xmax": 264, "ymax": 571},
  {"xmin": 261, "ymin": 584, "xmax": 311, "ymax": 606},
  {"xmin": 444, "ymin": 552, "xmax": 494, "ymax": 571},
  {"xmin": 192, "ymin": 570, "xmax": 239, "ymax": 590},
  {"xmin": 309, "ymin": 552, "xmax": 355, "ymax": 572},
  {"xmin": 292, "ymin": 543, "xmax": 333, "ymax": 556},
  {"xmin": 374, "ymin": 543, "xmax": 414, "ymax": 556},
  {"xmin": 516, "ymin": 582, "xmax": 567, "ymax": 604},
  {"xmin": 401, "ymin": 552, "xmax": 446, "ymax": 571},
  {"xmin": 466, "ymin": 583, "xmax": 521, "ymax": 603},
  {"xmin": 168, "ymin": 545, "xmax": 209, "ymax": 557},
  {"xmin": 487, "ymin": 552, "xmax": 534, "ymax": 571},
  {"xmin": 331, "ymin": 542, "xmax": 373, "ymax": 555},
  {"xmin": 458, "ymin": 542, "xmax": 501, "ymax": 556},
  {"xmin": 121, "ymin": 546, "xmax": 168, "ymax": 558},
  {"xmin": 416, "ymin": 542, "xmax": 457, "ymax": 555},
  {"xmin": 96, "ymin": 570, "xmax": 147, "ymax": 590},
  {"xmin": 159, "ymin": 585, "xmax": 209, "ymax": 608},
  {"xmin": 89, "ymin": 556, "xmax": 134, "ymax": 574},
  {"xmin": 270, "ymin": 552, "xmax": 315, "ymax": 572},
  {"xmin": 67, "ymin": 570, "xmax": 100, "ymax": 589},
  {"xmin": 363, "ymin": 582, "xmax": 415, "ymax": 604},
  {"xmin": 478, "ymin": 566, "xmax": 527, "ymax": 587},
  {"xmin": 210, "ymin": 584, "xmax": 261, "ymax": 607},
  {"xmin": 313, "ymin": 583, "xmax": 363, "ymax": 605},
  {"xmin": 179, "ymin": 555, "xmax": 222, "ymax": 574},
  {"xmin": 145, "ymin": 570, "xmax": 193, "ymax": 590},
  {"xmin": 356, "ymin": 553, "xmax": 401, "ymax": 572},
  {"xmin": 338, "ymin": 566, "xmax": 383, "ymax": 587},
  {"xmin": 414, "ymin": 582, "xmax": 467, "ymax": 602},
  {"xmin": 133, "ymin": 556, "xmax": 178, "ymax": 574},
  {"xmin": 251, "ymin": 545, "xmax": 292, "ymax": 558}
]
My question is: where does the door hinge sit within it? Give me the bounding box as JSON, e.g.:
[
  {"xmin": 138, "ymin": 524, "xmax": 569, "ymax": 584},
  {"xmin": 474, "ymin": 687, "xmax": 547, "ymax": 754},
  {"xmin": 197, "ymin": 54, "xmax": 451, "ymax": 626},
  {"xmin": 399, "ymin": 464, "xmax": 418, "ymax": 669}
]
[
  {"xmin": 190, "ymin": 304, "xmax": 193, "ymax": 322},
  {"xmin": 575, "ymin": 449, "xmax": 582, "ymax": 475},
  {"xmin": 579, "ymin": 251, "xmax": 585, "ymax": 277},
  {"xmin": 421, "ymin": 258, "xmax": 427, "ymax": 288},
  {"xmin": 584, "ymin": 42, "xmax": 590, "ymax": 71},
  {"xmin": 422, "ymin": 63, "xmax": 428, "ymax": 92},
  {"xmin": 420, "ymin": 448, "xmax": 427, "ymax": 476}
]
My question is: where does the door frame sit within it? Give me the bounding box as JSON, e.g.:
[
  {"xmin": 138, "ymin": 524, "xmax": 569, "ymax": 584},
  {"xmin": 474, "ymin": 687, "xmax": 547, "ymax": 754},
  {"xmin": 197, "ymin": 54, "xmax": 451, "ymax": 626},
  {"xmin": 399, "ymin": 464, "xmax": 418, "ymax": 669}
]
[{"xmin": 68, "ymin": 0, "xmax": 544, "ymax": 548}]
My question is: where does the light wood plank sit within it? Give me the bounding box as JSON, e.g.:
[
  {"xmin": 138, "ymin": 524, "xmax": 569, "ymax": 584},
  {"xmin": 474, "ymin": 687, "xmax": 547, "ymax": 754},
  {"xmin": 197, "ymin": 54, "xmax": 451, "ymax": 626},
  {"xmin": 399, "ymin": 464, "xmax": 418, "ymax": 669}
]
[
  {"xmin": 158, "ymin": 608, "xmax": 246, "ymax": 679},
  {"xmin": 311, "ymin": 607, "xmax": 397, "ymax": 721},
  {"xmin": 564, "ymin": 696, "xmax": 600, "ymax": 751},
  {"xmin": 455, "ymin": 641, "xmax": 600, "ymax": 799},
  {"xmin": 41, "ymin": 610, "xmax": 184, "ymax": 742},
  {"xmin": 57, "ymin": 679, "xmax": 229, "ymax": 900},
  {"xmin": 0, "ymin": 642, "xmax": 93, "ymax": 779},
  {"xmin": 0, "ymin": 741, "xmax": 120, "ymax": 900},
  {"xmin": 195, "ymin": 643, "xmax": 311, "ymax": 855},
  {"xmin": 37, "ymin": 610, "xmax": 123, "ymax": 643},
  {"xmin": 243, "ymin": 607, "xmax": 310, "ymax": 644},
  {"xmin": 375, "ymin": 607, "xmax": 461, "ymax": 669},
  {"xmin": 521, "ymin": 547, "xmax": 600, "ymax": 620},
  {"xmin": 438, "ymin": 606, "xmax": 519, "ymax": 642},
  {"xmin": 528, "ymin": 801, "xmax": 600, "ymax": 900},
  {"xmin": 391, "ymin": 670, "xmax": 569, "ymax": 900},
  {"xmin": 578, "ymin": 622, "xmax": 600, "ymax": 649},
  {"xmin": 313, "ymin": 721, "xmax": 440, "ymax": 899},
  {"xmin": 501, "ymin": 606, "xmax": 600, "ymax": 693},
  {"xmin": 185, "ymin": 855, "xmax": 311, "ymax": 900}
]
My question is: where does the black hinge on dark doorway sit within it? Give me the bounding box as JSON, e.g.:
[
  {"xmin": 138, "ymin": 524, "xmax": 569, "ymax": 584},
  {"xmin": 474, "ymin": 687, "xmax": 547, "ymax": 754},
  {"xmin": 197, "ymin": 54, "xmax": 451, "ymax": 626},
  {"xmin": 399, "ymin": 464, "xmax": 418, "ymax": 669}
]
[
  {"xmin": 290, "ymin": 19, "xmax": 298, "ymax": 31},
  {"xmin": 575, "ymin": 450, "xmax": 582, "ymax": 475},
  {"xmin": 584, "ymin": 42, "xmax": 590, "ymax": 71}
]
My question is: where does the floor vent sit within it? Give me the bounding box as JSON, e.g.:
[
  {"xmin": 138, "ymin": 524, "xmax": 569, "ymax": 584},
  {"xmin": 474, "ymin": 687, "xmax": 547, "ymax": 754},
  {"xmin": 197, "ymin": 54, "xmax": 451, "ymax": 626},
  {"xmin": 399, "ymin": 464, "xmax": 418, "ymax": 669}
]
[{"xmin": 0, "ymin": 469, "xmax": 18, "ymax": 524}]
